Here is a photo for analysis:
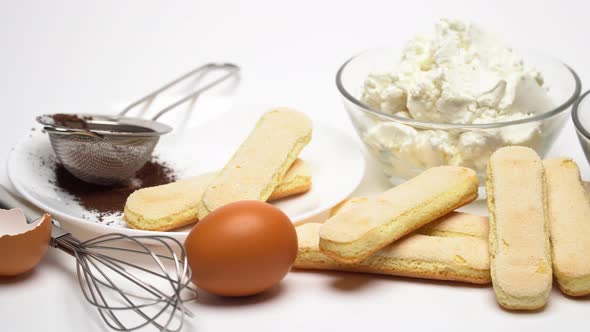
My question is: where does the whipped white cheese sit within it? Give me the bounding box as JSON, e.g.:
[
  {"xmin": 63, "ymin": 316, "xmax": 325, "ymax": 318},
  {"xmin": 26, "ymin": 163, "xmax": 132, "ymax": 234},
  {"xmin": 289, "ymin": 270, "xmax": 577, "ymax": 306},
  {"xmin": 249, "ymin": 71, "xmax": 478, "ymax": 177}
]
[{"xmin": 361, "ymin": 19, "xmax": 553, "ymax": 177}]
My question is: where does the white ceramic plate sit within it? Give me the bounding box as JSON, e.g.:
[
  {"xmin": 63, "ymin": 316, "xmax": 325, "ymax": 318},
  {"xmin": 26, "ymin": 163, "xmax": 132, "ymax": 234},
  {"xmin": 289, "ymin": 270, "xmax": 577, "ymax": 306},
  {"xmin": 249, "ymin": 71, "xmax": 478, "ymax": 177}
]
[{"xmin": 8, "ymin": 109, "xmax": 365, "ymax": 240}]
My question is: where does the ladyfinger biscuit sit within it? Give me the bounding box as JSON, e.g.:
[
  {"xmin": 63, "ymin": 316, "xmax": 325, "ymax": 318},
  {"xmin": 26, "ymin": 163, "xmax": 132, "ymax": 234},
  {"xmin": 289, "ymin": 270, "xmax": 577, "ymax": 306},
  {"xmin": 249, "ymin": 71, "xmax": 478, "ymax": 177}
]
[
  {"xmin": 267, "ymin": 159, "xmax": 312, "ymax": 201},
  {"xmin": 198, "ymin": 109, "xmax": 312, "ymax": 217},
  {"xmin": 125, "ymin": 173, "xmax": 216, "ymax": 231},
  {"xmin": 328, "ymin": 196, "xmax": 370, "ymax": 217},
  {"xmin": 544, "ymin": 158, "xmax": 590, "ymax": 296},
  {"xmin": 420, "ymin": 212, "xmax": 488, "ymax": 239},
  {"xmin": 296, "ymin": 223, "xmax": 490, "ymax": 284},
  {"xmin": 486, "ymin": 146, "xmax": 552, "ymax": 310},
  {"xmin": 330, "ymin": 198, "xmax": 488, "ymax": 239},
  {"xmin": 125, "ymin": 159, "xmax": 312, "ymax": 231},
  {"xmin": 319, "ymin": 166, "xmax": 478, "ymax": 263}
]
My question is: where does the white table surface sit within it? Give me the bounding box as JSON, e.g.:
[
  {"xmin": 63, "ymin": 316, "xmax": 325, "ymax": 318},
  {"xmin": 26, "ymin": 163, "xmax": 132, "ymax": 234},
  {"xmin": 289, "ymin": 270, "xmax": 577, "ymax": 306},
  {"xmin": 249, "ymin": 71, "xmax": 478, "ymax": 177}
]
[{"xmin": 1, "ymin": 0, "xmax": 589, "ymax": 331}]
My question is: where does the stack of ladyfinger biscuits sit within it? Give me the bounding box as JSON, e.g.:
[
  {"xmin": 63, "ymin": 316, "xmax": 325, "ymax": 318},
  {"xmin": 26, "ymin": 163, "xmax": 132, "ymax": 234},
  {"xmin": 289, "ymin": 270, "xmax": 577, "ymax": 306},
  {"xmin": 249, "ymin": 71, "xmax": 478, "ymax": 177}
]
[
  {"xmin": 294, "ymin": 146, "xmax": 590, "ymax": 311},
  {"xmin": 295, "ymin": 166, "xmax": 487, "ymax": 283},
  {"xmin": 488, "ymin": 147, "xmax": 590, "ymax": 309},
  {"xmin": 124, "ymin": 108, "xmax": 314, "ymax": 231}
]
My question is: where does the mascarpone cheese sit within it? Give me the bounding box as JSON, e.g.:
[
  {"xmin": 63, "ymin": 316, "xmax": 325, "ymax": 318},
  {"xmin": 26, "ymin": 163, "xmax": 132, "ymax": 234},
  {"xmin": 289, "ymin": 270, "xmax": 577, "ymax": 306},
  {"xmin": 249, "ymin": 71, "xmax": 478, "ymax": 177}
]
[{"xmin": 361, "ymin": 19, "xmax": 553, "ymax": 177}]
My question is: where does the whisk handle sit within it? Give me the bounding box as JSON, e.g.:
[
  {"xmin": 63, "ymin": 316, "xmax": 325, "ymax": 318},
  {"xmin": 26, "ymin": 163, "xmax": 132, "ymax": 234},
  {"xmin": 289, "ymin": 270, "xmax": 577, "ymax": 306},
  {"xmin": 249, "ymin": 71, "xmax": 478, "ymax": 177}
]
[
  {"xmin": 119, "ymin": 62, "xmax": 240, "ymax": 120},
  {"xmin": 49, "ymin": 223, "xmax": 80, "ymax": 256},
  {"xmin": 50, "ymin": 223, "xmax": 70, "ymax": 243}
]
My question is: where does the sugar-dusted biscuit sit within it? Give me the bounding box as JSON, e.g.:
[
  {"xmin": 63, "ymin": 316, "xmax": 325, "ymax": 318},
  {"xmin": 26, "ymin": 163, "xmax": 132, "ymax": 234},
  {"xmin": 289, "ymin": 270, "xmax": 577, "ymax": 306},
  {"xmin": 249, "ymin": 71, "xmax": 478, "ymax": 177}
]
[
  {"xmin": 125, "ymin": 159, "xmax": 312, "ymax": 231},
  {"xmin": 319, "ymin": 166, "xmax": 478, "ymax": 263},
  {"xmin": 330, "ymin": 198, "xmax": 488, "ymax": 239},
  {"xmin": 198, "ymin": 109, "xmax": 312, "ymax": 217},
  {"xmin": 486, "ymin": 146, "xmax": 552, "ymax": 310},
  {"xmin": 267, "ymin": 159, "xmax": 311, "ymax": 201},
  {"xmin": 296, "ymin": 223, "xmax": 490, "ymax": 284},
  {"xmin": 544, "ymin": 158, "xmax": 590, "ymax": 296}
]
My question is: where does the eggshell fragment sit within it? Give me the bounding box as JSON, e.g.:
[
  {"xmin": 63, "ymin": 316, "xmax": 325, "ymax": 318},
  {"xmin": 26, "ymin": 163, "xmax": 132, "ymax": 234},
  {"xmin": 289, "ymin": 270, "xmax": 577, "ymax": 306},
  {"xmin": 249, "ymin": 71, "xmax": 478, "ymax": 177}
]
[{"xmin": 0, "ymin": 209, "xmax": 52, "ymax": 277}]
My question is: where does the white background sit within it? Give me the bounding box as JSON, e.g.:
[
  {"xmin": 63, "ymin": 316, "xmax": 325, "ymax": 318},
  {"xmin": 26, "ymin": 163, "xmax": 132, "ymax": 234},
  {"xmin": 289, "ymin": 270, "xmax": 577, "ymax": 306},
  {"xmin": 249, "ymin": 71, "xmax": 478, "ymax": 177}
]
[{"xmin": 1, "ymin": 0, "xmax": 589, "ymax": 331}]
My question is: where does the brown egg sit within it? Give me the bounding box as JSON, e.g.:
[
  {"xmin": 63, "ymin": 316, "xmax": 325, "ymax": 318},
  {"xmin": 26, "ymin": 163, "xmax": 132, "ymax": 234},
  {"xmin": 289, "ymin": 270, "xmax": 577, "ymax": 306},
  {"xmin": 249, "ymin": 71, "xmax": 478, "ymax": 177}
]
[
  {"xmin": 185, "ymin": 200, "xmax": 297, "ymax": 296},
  {"xmin": 0, "ymin": 210, "xmax": 52, "ymax": 277}
]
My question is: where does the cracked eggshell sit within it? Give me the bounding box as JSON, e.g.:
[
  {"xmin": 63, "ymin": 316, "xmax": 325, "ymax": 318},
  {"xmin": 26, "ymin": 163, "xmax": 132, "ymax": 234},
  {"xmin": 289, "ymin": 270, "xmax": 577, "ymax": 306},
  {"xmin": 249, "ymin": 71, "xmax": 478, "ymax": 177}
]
[{"xmin": 0, "ymin": 209, "xmax": 52, "ymax": 277}]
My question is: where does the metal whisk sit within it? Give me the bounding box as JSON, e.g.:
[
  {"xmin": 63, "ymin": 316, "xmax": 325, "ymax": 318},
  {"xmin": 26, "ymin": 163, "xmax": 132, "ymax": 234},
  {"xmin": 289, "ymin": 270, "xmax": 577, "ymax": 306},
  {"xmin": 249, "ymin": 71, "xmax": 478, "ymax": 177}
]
[
  {"xmin": 47, "ymin": 220, "xmax": 197, "ymax": 331},
  {"xmin": 0, "ymin": 183, "xmax": 196, "ymax": 331}
]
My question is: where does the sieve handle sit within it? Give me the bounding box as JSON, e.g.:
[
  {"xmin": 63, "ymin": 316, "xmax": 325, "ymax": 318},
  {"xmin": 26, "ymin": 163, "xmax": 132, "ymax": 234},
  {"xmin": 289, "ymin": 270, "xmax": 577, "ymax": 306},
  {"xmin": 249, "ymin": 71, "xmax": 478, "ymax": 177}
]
[{"xmin": 118, "ymin": 62, "xmax": 240, "ymax": 121}]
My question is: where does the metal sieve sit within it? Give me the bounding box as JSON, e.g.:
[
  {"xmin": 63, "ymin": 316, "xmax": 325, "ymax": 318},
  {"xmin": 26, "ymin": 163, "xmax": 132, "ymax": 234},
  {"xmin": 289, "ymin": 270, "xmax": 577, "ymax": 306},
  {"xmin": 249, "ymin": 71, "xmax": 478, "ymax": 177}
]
[{"xmin": 37, "ymin": 63, "xmax": 240, "ymax": 185}]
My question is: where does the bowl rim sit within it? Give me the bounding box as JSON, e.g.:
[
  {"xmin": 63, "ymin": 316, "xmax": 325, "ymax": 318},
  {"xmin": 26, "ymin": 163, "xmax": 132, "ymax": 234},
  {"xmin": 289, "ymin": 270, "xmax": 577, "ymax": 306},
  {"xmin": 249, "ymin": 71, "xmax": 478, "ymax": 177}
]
[
  {"xmin": 36, "ymin": 113, "xmax": 173, "ymax": 137},
  {"xmin": 335, "ymin": 47, "xmax": 582, "ymax": 130},
  {"xmin": 572, "ymin": 90, "xmax": 590, "ymax": 140}
]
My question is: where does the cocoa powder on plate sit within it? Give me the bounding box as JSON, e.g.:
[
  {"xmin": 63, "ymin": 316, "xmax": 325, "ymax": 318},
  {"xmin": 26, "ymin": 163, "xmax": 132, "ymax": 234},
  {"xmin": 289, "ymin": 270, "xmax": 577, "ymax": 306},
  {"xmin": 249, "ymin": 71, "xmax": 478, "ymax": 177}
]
[{"xmin": 51, "ymin": 159, "xmax": 177, "ymax": 221}]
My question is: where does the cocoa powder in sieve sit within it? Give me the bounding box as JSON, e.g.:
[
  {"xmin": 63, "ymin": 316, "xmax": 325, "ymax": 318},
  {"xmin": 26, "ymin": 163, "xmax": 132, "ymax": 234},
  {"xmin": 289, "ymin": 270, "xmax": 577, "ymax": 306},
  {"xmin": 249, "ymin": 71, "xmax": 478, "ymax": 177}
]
[
  {"xmin": 51, "ymin": 113, "xmax": 93, "ymax": 129},
  {"xmin": 50, "ymin": 159, "xmax": 177, "ymax": 221}
]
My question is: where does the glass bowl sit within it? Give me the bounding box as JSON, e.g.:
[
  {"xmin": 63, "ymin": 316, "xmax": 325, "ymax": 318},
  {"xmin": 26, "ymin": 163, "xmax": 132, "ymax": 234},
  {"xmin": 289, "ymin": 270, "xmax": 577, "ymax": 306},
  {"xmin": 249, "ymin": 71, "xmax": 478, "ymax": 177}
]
[
  {"xmin": 572, "ymin": 90, "xmax": 590, "ymax": 165},
  {"xmin": 336, "ymin": 46, "xmax": 581, "ymax": 184}
]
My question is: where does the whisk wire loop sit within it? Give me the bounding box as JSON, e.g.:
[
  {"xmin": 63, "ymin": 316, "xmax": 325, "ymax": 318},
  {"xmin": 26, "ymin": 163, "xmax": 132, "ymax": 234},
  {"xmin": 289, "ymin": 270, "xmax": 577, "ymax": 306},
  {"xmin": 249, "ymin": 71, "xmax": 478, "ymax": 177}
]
[{"xmin": 53, "ymin": 229, "xmax": 196, "ymax": 331}]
